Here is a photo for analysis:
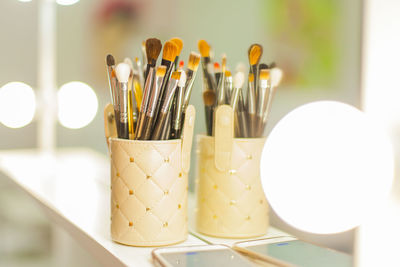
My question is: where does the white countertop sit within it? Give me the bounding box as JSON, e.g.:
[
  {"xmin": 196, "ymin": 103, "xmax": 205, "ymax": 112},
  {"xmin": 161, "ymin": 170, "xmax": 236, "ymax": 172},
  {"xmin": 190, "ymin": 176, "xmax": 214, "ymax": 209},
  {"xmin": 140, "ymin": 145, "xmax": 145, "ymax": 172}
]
[{"xmin": 0, "ymin": 148, "xmax": 291, "ymax": 267}]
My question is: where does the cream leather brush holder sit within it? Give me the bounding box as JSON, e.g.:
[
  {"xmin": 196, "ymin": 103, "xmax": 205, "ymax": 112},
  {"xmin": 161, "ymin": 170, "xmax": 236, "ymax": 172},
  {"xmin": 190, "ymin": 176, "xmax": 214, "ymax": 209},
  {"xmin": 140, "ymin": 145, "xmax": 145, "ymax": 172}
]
[
  {"xmin": 195, "ymin": 105, "xmax": 269, "ymax": 238},
  {"xmin": 104, "ymin": 105, "xmax": 196, "ymax": 246}
]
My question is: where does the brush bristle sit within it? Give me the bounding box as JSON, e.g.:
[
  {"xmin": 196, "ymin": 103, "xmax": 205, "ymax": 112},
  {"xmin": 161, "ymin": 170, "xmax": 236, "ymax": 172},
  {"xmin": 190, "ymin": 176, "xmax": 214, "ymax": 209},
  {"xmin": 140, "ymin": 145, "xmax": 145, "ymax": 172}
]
[
  {"xmin": 115, "ymin": 63, "xmax": 131, "ymax": 83},
  {"xmin": 259, "ymin": 69, "xmax": 270, "ymax": 80},
  {"xmin": 233, "ymin": 72, "xmax": 245, "ymax": 89},
  {"xmin": 162, "ymin": 41, "xmax": 178, "ymax": 62},
  {"xmin": 198, "ymin": 40, "xmax": 210, "ymax": 58},
  {"xmin": 179, "ymin": 60, "xmax": 184, "ymax": 69},
  {"xmin": 171, "ymin": 71, "xmax": 181, "ymax": 81},
  {"xmin": 214, "ymin": 62, "xmax": 221, "ymax": 71},
  {"xmin": 187, "ymin": 52, "xmax": 201, "ymax": 71},
  {"xmin": 248, "ymin": 73, "xmax": 254, "ymax": 82},
  {"xmin": 259, "ymin": 63, "xmax": 269, "ymax": 70},
  {"xmin": 270, "ymin": 67, "xmax": 283, "ymax": 87},
  {"xmin": 221, "ymin": 54, "xmax": 227, "ymax": 71},
  {"xmin": 178, "ymin": 70, "xmax": 187, "ymax": 87},
  {"xmin": 203, "ymin": 90, "xmax": 216, "ymax": 106},
  {"xmin": 249, "ymin": 44, "xmax": 263, "ymax": 66},
  {"xmin": 269, "ymin": 62, "xmax": 277, "ymax": 68},
  {"xmin": 156, "ymin": 66, "xmax": 167, "ymax": 77},
  {"xmin": 106, "ymin": 54, "xmax": 115, "ymax": 66},
  {"xmin": 170, "ymin": 37, "xmax": 183, "ymax": 55},
  {"xmin": 111, "ymin": 69, "xmax": 116, "ymax": 78},
  {"xmin": 145, "ymin": 38, "xmax": 162, "ymax": 63},
  {"xmin": 235, "ymin": 62, "xmax": 246, "ymax": 74},
  {"xmin": 124, "ymin": 57, "xmax": 134, "ymax": 71},
  {"xmin": 225, "ymin": 70, "xmax": 231, "ymax": 77}
]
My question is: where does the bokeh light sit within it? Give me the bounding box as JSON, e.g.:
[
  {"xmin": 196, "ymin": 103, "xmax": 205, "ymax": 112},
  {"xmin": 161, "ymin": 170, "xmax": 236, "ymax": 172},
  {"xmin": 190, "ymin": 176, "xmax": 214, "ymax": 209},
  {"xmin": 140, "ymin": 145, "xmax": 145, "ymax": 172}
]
[
  {"xmin": 57, "ymin": 81, "xmax": 98, "ymax": 129},
  {"xmin": 0, "ymin": 82, "xmax": 36, "ymax": 128},
  {"xmin": 260, "ymin": 101, "xmax": 394, "ymax": 234}
]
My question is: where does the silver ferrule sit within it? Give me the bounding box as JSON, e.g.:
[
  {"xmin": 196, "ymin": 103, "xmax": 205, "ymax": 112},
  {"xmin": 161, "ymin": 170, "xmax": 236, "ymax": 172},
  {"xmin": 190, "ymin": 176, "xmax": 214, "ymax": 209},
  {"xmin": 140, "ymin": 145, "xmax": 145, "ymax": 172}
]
[
  {"xmin": 141, "ymin": 67, "xmax": 155, "ymax": 114},
  {"xmin": 146, "ymin": 75, "xmax": 164, "ymax": 117},
  {"xmin": 216, "ymin": 71, "xmax": 226, "ymax": 105},
  {"xmin": 247, "ymin": 80, "xmax": 256, "ymax": 114},
  {"xmin": 173, "ymin": 85, "xmax": 185, "ymax": 130},
  {"xmin": 257, "ymin": 80, "xmax": 270, "ymax": 117},
  {"xmin": 119, "ymin": 82, "xmax": 129, "ymax": 123},
  {"xmin": 161, "ymin": 78, "xmax": 179, "ymax": 113},
  {"xmin": 262, "ymin": 85, "xmax": 276, "ymax": 124},
  {"xmin": 183, "ymin": 69, "xmax": 196, "ymax": 108},
  {"xmin": 224, "ymin": 76, "xmax": 232, "ymax": 103},
  {"xmin": 230, "ymin": 87, "xmax": 241, "ymax": 111}
]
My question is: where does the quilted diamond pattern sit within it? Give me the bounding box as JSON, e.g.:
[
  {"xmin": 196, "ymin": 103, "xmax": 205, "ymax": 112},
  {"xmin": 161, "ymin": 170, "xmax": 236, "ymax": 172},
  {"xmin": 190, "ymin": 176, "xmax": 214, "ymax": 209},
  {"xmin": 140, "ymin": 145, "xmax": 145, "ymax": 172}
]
[
  {"xmin": 195, "ymin": 135, "xmax": 269, "ymax": 238},
  {"xmin": 110, "ymin": 138, "xmax": 188, "ymax": 246}
]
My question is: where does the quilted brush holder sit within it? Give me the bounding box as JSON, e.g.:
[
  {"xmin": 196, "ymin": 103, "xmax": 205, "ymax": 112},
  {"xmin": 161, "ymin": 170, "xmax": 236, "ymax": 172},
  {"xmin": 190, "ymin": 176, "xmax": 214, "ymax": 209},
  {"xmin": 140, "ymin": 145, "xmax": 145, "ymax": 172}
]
[
  {"xmin": 105, "ymin": 105, "xmax": 196, "ymax": 246},
  {"xmin": 195, "ymin": 105, "xmax": 269, "ymax": 238}
]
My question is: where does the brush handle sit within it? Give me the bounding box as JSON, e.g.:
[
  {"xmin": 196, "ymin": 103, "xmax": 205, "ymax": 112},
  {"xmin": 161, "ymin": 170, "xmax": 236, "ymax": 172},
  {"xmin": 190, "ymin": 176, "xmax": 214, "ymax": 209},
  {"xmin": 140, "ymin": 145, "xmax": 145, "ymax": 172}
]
[
  {"xmin": 141, "ymin": 115, "xmax": 154, "ymax": 140},
  {"xmin": 252, "ymin": 65, "xmax": 258, "ymax": 99},
  {"xmin": 144, "ymin": 64, "xmax": 151, "ymax": 83},
  {"xmin": 238, "ymin": 111, "xmax": 248, "ymax": 138},
  {"xmin": 151, "ymin": 112, "xmax": 168, "ymax": 140},
  {"xmin": 119, "ymin": 122, "xmax": 129, "ymax": 139},
  {"xmin": 155, "ymin": 60, "xmax": 173, "ymax": 122},
  {"xmin": 134, "ymin": 111, "xmax": 145, "ymax": 140},
  {"xmin": 161, "ymin": 114, "xmax": 172, "ymax": 140},
  {"xmin": 248, "ymin": 113, "xmax": 256, "ymax": 138},
  {"xmin": 205, "ymin": 106, "xmax": 213, "ymax": 136}
]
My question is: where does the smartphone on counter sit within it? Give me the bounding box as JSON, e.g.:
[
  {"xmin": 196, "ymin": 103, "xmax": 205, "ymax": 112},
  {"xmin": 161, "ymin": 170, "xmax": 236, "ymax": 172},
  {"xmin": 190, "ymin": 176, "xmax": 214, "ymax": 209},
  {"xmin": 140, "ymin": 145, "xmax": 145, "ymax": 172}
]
[
  {"xmin": 152, "ymin": 244, "xmax": 258, "ymax": 267},
  {"xmin": 233, "ymin": 237, "xmax": 353, "ymax": 267}
]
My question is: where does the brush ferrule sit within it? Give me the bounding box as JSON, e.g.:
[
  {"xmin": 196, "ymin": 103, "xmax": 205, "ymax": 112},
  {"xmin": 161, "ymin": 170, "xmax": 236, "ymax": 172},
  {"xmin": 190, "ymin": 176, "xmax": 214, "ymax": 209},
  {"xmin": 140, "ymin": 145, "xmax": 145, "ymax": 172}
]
[
  {"xmin": 161, "ymin": 79, "xmax": 179, "ymax": 113},
  {"xmin": 119, "ymin": 82, "xmax": 129, "ymax": 124},
  {"xmin": 183, "ymin": 69, "xmax": 196, "ymax": 108},
  {"xmin": 141, "ymin": 67, "xmax": 155, "ymax": 114},
  {"xmin": 247, "ymin": 80, "xmax": 256, "ymax": 114},
  {"xmin": 146, "ymin": 76, "xmax": 164, "ymax": 117},
  {"xmin": 173, "ymin": 85, "xmax": 185, "ymax": 130},
  {"xmin": 230, "ymin": 87, "xmax": 241, "ymax": 111}
]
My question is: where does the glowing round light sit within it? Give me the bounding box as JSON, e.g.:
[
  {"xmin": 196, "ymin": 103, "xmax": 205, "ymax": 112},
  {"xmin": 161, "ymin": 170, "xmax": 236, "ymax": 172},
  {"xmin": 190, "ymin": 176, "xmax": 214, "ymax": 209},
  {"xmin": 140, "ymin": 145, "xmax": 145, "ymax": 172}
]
[
  {"xmin": 56, "ymin": 0, "xmax": 80, "ymax": 5},
  {"xmin": 0, "ymin": 82, "xmax": 36, "ymax": 128},
  {"xmin": 57, "ymin": 82, "xmax": 98, "ymax": 129},
  {"xmin": 260, "ymin": 101, "xmax": 394, "ymax": 234}
]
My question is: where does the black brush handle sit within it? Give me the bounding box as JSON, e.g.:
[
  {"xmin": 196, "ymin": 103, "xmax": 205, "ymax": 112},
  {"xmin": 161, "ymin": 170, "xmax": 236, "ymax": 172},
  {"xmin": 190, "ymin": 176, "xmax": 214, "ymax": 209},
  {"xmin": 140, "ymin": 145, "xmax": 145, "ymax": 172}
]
[
  {"xmin": 119, "ymin": 122, "xmax": 129, "ymax": 139},
  {"xmin": 205, "ymin": 106, "xmax": 213, "ymax": 136},
  {"xmin": 151, "ymin": 112, "xmax": 168, "ymax": 140}
]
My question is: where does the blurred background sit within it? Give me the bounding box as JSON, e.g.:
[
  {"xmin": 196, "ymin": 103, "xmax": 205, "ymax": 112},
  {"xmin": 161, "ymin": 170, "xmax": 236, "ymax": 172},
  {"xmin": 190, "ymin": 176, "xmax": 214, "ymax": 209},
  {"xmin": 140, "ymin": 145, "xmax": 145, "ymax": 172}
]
[{"xmin": 0, "ymin": 0, "xmax": 362, "ymax": 266}]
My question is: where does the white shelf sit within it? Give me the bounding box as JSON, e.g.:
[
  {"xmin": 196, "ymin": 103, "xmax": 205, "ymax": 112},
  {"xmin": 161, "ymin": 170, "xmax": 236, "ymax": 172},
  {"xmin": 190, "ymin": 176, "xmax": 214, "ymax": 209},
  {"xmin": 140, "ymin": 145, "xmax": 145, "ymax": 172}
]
[{"xmin": 0, "ymin": 148, "xmax": 292, "ymax": 266}]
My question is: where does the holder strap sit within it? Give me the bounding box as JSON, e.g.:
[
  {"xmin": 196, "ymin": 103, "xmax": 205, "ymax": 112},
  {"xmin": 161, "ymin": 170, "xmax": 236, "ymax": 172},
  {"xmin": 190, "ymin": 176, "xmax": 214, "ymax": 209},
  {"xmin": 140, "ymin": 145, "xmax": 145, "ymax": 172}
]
[
  {"xmin": 214, "ymin": 105, "xmax": 234, "ymax": 172},
  {"xmin": 181, "ymin": 105, "xmax": 196, "ymax": 173},
  {"xmin": 104, "ymin": 103, "xmax": 117, "ymax": 152}
]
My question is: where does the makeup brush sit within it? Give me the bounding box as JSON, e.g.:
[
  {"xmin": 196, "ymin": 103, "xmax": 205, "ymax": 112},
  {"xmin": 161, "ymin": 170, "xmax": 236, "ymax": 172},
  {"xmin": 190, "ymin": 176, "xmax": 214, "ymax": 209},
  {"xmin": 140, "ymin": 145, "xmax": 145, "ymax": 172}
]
[
  {"xmin": 214, "ymin": 62, "xmax": 221, "ymax": 85},
  {"xmin": 124, "ymin": 57, "xmax": 136, "ymax": 138},
  {"xmin": 181, "ymin": 52, "xmax": 201, "ymax": 128},
  {"xmin": 230, "ymin": 71, "xmax": 245, "ymax": 137},
  {"xmin": 135, "ymin": 67, "xmax": 155, "ymax": 140},
  {"xmin": 203, "ymin": 89, "xmax": 216, "ymax": 136},
  {"xmin": 115, "ymin": 63, "xmax": 131, "ymax": 139},
  {"xmin": 171, "ymin": 71, "xmax": 187, "ymax": 139},
  {"xmin": 132, "ymin": 68, "xmax": 143, "ymax": 111},
  {"xmin": 262, "ymin": 67, "xmax": 283, "ymax": 132},
  {"xmin": 170, "ymin": 37, "xmax": 183, "ymax": 71},
  {"xmin": 269, "ymin": 62, "xmax": 277, "ymax": 68},
  {"xmin": 238, "ymin": 90, "xmax": 248, "ymax": 138},
  {"xmin": 141, "ymin": 66, "xmax": 167, "ymax": 140},
  {"xmin": 105, "ymin": 55, "xmax": 119, "ymax": 130},
  {"xmin": 155, "ymin": 41, "xmax": 179, "ymax": 121},
  {"xmin": 216, "ymin": 55, "xmax": 227, "ymax": 105},
  {"xmin": 198, "ymin": 40, "xmax": 217, "ymax": 91},
  {"xmin": 256, "ymin": 69, "xmax": 270, "ymax": 137},
  {"xmin": 178, "ymin": 60, "xmax": 184, "ymax": 70},
  {"xmin": 144, "ymin": 38, "xmax": 162, "ymax": 81},
  {"xmin": 248, "ymin": 44, "xmax": 263, "ymax": 100},
  {"xmin": 224, "ymin": 70, "xmax": 232, "ymax": 103},
  {"xmin": 247, "ymin": 73, "xmax": 256, "ymax": 137},
  {"xmin": 151, "ymin": 71, "xmax": 181, "ymax": 140}
]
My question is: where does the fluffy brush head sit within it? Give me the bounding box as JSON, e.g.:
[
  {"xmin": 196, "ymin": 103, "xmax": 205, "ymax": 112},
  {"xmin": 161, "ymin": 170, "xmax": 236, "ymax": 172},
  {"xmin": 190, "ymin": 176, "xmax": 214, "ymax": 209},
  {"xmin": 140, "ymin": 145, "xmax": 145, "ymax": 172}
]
[
  {"xmin": 248, "ymin": 73, "xmax": 254, "ymax": 82},
  {"xmin": 270, "ymin": 67, "xmax": 283, "ymax": 87},
  {"xmin": 269, "ymin": 62, "xmax": 277, "ymax": 68},
  {"xmin": 225, "ymin": 70, "xmax": 232, "ymax": 77},
  {"xmin": 198, "ymin": 39, "xmax": 211, "ymax": 58},
  {"xmin": 145, "ymin": 38, "xmax": 162, "ymax": 63},
  {"xmin": 235, "ymin": 62, "xmax": 246, "ymax": 74},
  {"xmin": 188, "ymin": 52, "xmax": 201, "ymax": 71},
  {"xmin": 170, "ymin": 37, "xmax": 183, "ymax": 55},
  {"xmin": 171, "ymin": 71, "xmax": 182, "ymax": 81},
  {"xmin": 178, "ymin": 70, "xmax": 187, "ymax": 87},
  {"xmin": 233, "ymin": 72, "xmax": 245, "ymax": 89},
  {"xmin": 106, "ymin": 54, "xmax": 115, "ymax": 66},
  {"xmin": 203, "ymin": 90, "xmax": 216, "ymax": 106},
  {"xmin": 124, "ymin": 57, "xmax": 134, "ymax": 71},
  {"xmin": 248, "ymin": 44, "xmax": 263, "ymax": 66},
  {"xmin": 115, "ymin": 63, "xmax": 131, "ymax": 83},
  {"xmin": 162, "ymin": 40, "xmax": 178, "ymax": 62},
  {"xmin": 156, "ymin": 65, "xmax": 167, "ymax": 77}
]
